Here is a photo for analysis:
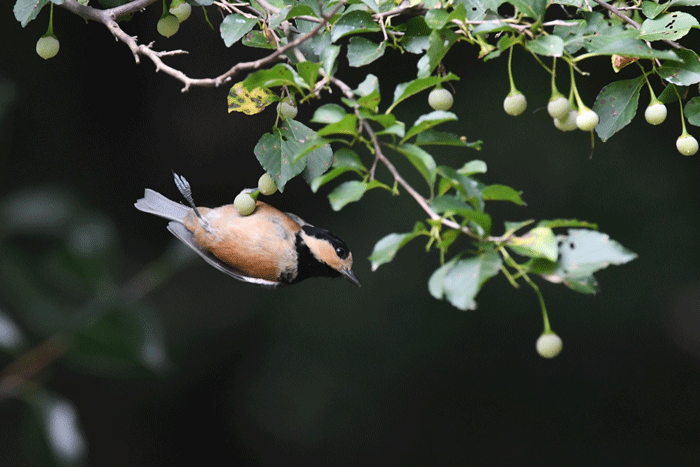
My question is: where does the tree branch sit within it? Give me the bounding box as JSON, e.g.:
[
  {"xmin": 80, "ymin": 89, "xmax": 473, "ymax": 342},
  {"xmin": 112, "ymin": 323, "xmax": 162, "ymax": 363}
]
[{"xmin": 59, "ymin": 0, "xmax": 345, "ymax": 92}]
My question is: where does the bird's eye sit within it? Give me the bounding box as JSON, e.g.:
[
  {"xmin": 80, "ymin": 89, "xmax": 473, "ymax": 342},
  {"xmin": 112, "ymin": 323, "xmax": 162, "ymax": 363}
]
[{"xmin": 335, "ymin": 246, "xmax": 346, "ymax": 258}]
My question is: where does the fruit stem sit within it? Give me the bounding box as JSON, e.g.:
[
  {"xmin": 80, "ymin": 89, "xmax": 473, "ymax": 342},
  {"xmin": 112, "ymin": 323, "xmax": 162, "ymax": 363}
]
[
  {"xmin": 550, "ymin": 58, "xmax": 564, "ymax": 100},
  {"xmin": 674, "ymin": 85, "xmax": 689, "ymax": 135},
  {"xmin": 507, "ymin": 46, "xmax": 519, "ymax": 96},
  {"xmin": 640, "ymin": 68, "xmax": 662, "ymax": 106},
  {"xmin": 161, "ymin": 0, "xmax": 169, "ymax": 19},
  {"xmin": 46, "ymin": 2, "xmax": 55, "ymax": 37},
  {"xmin": 569, "ymin": 62, "xmax": 587, "ymax": 112}
]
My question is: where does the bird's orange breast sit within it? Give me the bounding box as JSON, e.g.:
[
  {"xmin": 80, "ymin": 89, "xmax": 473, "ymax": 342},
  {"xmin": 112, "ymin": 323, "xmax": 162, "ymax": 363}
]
[{"xmin": 182, "ymin": 201, "xmax": 301, "ymax": 282}]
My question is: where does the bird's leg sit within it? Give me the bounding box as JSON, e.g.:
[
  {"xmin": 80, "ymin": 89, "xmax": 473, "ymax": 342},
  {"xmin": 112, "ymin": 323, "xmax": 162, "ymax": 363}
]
[{"xmin": 173, "ymin": 172, "xmax": 211, "ymax": 232}]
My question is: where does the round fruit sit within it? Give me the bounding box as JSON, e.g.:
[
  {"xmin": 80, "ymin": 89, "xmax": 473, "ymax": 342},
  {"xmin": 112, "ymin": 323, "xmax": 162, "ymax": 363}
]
[
  {"xmin": 644, "ymin": 103, "xmax": 667, "ymax": 125},
  {"xmin": 547, "ymin": 96, "xmax": 570, "ymax": 120},
  {"xmin": 157, "ymin": 14, "xmax": 180, "ymax": 38},
  {"xmin": 576, "ymin": 109, "xmax": 599, "ymax": 131},
  {"xmin": 503, "ymin": 92, "xmax": 527, "ymax": 116},
  {"xmin": 428, "ymin": 88, "xmax": 454, "ymax": 111},
  {"xmin": 676, "ymin": 134, "xmax": 699, "ymax": 156},
  {"xmin": 36, "ymin": 35, "xmax": 60, "ymax": 60},
  {"xmin": 554, "ymin": 109, "xmax": 578, "ymax": 132},
  {"xmin": 278, "ymin": 101, "xmax": 298, "ymax": 119},
  {"xmin": 536, "ymin": 333, "xmax": 563, "ymax": 359},
  {"xmin": 258, "ymin": 173, "xmax": 278, "ymax": 196},
  {"xmin": 169, "ymin": 1, "xmax": 192, "ymax": 22},
  {"xmin": 234, "ymin": 192, "xmax": 256, "ymax": 216}
]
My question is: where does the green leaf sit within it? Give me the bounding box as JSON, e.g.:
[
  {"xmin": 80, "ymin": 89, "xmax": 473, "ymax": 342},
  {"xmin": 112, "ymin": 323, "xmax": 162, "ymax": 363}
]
[
  {"xmin": 321, "ymin": 44, "xmax": 341, "ymax": 75},
  {"xmin": 639, "ymin": 12, "xmax": 699, "ymax": 41},
  {"xmin": 285, "ymin": 4, "xmax": 315, "ymax": 18},
  {"xmin": 641, "ymin": 1, "xmax": 667, "ymax": 19},
  {"xmin": 328, "ymin": 180, "xmax": 368, "ymax": 211},
  {"xmin": 317, "ymin": 114, "xmax": 358, "ymax": 137},
  {"xmin": 243, "ymin": 63, "xmax": 309, "ymax": 91},
  {"xmin": 400, "ymin": 17, "xmax": 432, "ymax": 54},
  {"xmin": 402, "ymin": 110, "xmax": 458, "ymax": 142},
  {"xmin": 685, "ymin": 97, "xmax": 700, "ymax": 126},
  {"xmin": 428, "ymin": 250, "xmax": 502, "ymax": 311},
  {"xmin": 482, "ymin": 184, "xmax": 526, "ymax": 205},
  {"xmin": 369, "ymin": 223, "xmax": 425, "ymax": 270},
  {"xmin": 414, "ymin": 129, "xmax": 469, "ymax": 147},
  {"xmin": 526, "ymin": 35, "xmax": 564, "ymax": 57},
  {"xmin": 310, "ymin": 148, "xmax": 366, "ymax": 192},
  {"xmin": 312, "ymin": 103, "xmax": 347, "ymax": 124},
  {"xmin": 657, "ymin": 83, "xmax": 686, "ymax": 104},
  {"xmin": 331, "ymin": 10, "xmax": 381, "ymax": 42},
  {"xmin": 436, "ymin": 166, "xmax": 485, "ymax": 211},
  {"xmin": 393, "ymin": 144, "xmax": 437, "ymax": 187},
  {"xmin": 296, "ymin": 61, "xmax": 322, "ymax": 88},
  {"xmin": 431, "ymin": 195, "xmax": 492, "ymax": 233},
  {"xmin": 14, "ymin": 0, "xmax": 50, "ymax": 27},
  {"xmin": 503, "ymin": 220, "xmax": 535, "ymax": 237},
  {"xmin": 347, "ymin": 37, "xmax": 386, "ymax": 67},
  {"xmin": 593, "ymin": 75, "xmax": 644, "ymax": 142},
  {"xmin": 458, "ymin": 160, "xmax": 488, "ymax": 175},
  {"xmin": 417, "ymin": 29, "xmax": 459, "ymax": 78},
  {"xmin": 242, "ymin": 30, "xmax": 278, "ymax": 49},
  {"xmin": 508, "ymin": 0, "xmax": 546, "ymax": 20},
  {"xmin": 538, "ymin": 229, "xmax": 637, "ymax": 293},
  {"xmin": 507, "ymin": 226, "xmax": 558, "ymax": 261},
  {"xmin": 255, "ymin": 119, "xmax": 332, "ymax": 191},
  {"xmin": 425, "ymin": 8, "xmax": 450, "ymax": 29},
  {"xmin": 220, "ymin": 14, "xmax": 258, "ymax": 47},
  {"xmin": 387, "ymin": 73, "xmax": 460, "ymax": 114},
  {"xmin": 537, "ymin": 219, "xmax": 598, "ymax": 230},
  {"xmin": 355, "ymin": 73, "xmax": 380, "ymax": 97},
  {"xmin": 658, "ymin": 48, "xmax": 700, "ymax": 86}
]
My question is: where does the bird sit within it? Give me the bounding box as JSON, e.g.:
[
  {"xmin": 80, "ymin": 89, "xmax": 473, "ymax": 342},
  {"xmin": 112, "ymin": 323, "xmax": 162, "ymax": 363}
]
[{"xmin": 134, "ymin": 173, "xmax": 360, "ymax": 288}]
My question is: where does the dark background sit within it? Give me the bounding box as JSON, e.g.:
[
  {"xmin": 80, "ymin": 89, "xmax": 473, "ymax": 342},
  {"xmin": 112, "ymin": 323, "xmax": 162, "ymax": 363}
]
[{"xmin": 2, "ymin": 3, "xmax": 700, "ymax": 466}]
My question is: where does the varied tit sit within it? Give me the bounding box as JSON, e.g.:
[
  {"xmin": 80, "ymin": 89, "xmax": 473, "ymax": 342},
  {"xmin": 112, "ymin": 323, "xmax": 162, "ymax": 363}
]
[{"xmin": 134, "ymin": 173, "xmax": 360, "ymax": 288}]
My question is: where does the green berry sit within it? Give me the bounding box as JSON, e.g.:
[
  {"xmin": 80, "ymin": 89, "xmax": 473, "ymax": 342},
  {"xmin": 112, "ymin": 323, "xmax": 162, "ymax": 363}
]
[
  {"xmin": 278, "ymin": 101, "xmax": 298, "ymax": 119},
  {"xmin": 428, "ymin": 88, "xmax": 454, "ymax": 111},
  {"xmin": 676, "ymin": 134, "xmax": 699, "ymax": 156},
  {"xmin": 234, "ymin": 192, "xmax": 256, "ymax": 216},
  {"xmin": 644, "ymin": 103, "xmax": 667, "ymax": 125},
  {"xmin": 258, "ymin": 173, "xmax": 278, "ymax": 196},
  {"xmin": 536, "ymin": 333, "xmax": 563, "ymax": 359},
  {"xmin": 169, "ymin": 1, "xmax": 192, "ymax": 22},
  {"xmin": 576, "ymin": 109, "xmax": 599, "ymax": 131},
  {"xmin": 547, "ymin": 96, "xmax": 570, "ymax": 120},
  {"xmin": 554, "ymin": 109, "xmax": 578, "ymax": 132},
  {"xmin": 157, "ymin": 14, "xmax": 180, "ymax": 38},
  {"xmin": 503, "ymin": 92, "xmax": 527, "ymax": 116},
  {"xmin": 36, "ymin": 35, "xmax": 60, "ymax": 60}
]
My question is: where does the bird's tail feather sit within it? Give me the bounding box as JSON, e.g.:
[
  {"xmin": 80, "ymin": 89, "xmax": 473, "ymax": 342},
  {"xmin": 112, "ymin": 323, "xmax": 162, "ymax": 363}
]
[{"xmin": 134, "ymin": 189, "xmax": 189, "ymax": 223}]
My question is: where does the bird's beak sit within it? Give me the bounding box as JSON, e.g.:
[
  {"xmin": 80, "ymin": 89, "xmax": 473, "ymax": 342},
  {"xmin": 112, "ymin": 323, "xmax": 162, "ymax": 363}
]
[{"xmin": 341, "ymin": 268, "xmax": 361, "ymax": 287}]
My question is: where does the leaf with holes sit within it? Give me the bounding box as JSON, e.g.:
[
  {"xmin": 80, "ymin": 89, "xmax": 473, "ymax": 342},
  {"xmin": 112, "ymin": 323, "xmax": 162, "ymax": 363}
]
[
  {"xmin": 593, "ymin": 76, "xmax": 644, "ymax": 142},
  {"xmin": 639, "ymin": 11, "xmax": 699, "ymax": 41},
  {"xmin": 533, "ymin": 229, "xmax": 637, "ymax": 294}
]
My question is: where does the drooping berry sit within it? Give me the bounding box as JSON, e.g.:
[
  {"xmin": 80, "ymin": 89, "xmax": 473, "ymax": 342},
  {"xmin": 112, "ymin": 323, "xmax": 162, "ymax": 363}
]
[
  {"xmin": 157, "ymin": 14, "xmax": 180, "ymax": 38},
  {"xmin": 644, "ymin": 103, "xmax": 667, "ymax": 126},
  {"xmin": 503, "ymin": 92, "xmax": 527, "ymax": 116},
  {"xmin": 258, "ymin": 173, "xmax": 278, "ymax": 196},
  {"xmin": 553, "ymin": 109, "xmax": 578, "ymax": 132},
  {"xmin": 169, "ymin": 0, "xmax": 192, "ymax": 22},
  {"xmin": 536, "ymin": 333, "xmax": 563, "ymax": 359},
  {"xmin": 278, "ymin": 101, "xmax": 298, "ymax": 119},
  {"xmin": 36, "ymin": 35, "xmax": 60, "ymax": 60},
  {"xmin": 576, "ymin": 109, "xmax": 599, "ymax": 131},
  {"xmin": 676, "ymin": 134, "xmax": 699, "ymax": 156},
  {"xmin": 428, "ymin": 88, "xmax": 454, "ymax": 111},
  {"xmin": 547, "ymin": 96, "xmax": 570, "ymax": 120},
  {"xmin": 234, "ymin": 192, "xmax": 256, "ymax": 216}
]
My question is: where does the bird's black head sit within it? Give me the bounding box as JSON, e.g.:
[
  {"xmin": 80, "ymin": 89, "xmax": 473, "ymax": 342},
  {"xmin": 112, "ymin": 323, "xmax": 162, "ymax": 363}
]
[{"xmin": 293, "ymin": 225, "xmax": 360, "ymax": 286}]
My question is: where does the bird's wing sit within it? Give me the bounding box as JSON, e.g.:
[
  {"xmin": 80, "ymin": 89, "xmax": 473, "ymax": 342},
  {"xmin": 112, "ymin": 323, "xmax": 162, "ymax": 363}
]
[{"xmin": 166, "ymin": 222, "xmax": 284, "ymax": 289}]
